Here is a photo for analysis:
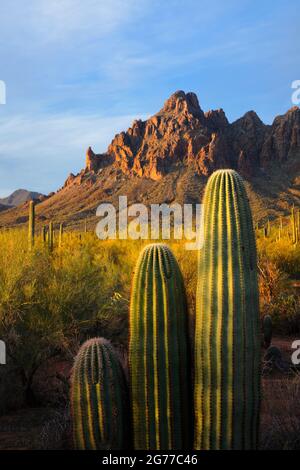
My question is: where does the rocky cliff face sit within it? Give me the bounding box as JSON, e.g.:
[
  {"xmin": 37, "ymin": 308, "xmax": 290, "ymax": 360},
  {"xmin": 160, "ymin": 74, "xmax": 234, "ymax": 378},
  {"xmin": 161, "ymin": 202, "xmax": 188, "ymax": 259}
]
[{"xmin": 79, "ymin": 90, "xmax": 300, "ymax": 182}]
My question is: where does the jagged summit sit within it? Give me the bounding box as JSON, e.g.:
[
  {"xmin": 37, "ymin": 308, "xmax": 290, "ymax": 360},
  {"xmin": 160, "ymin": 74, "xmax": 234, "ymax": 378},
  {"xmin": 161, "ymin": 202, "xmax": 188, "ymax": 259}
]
[
  {"xmin": 158, "ymin": 90, "xmax": 203, "ymax": 118},
  {"xmin": 77, "ymin": 91, "xmax": 300, "ymax": 181}
]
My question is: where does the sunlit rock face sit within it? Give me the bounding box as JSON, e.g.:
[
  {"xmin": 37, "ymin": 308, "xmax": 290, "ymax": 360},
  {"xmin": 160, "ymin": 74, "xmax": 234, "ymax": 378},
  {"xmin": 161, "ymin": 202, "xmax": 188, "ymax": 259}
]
[{"xmin": 81, "ymin": 90, "xmax": 299, "ymax": 181}]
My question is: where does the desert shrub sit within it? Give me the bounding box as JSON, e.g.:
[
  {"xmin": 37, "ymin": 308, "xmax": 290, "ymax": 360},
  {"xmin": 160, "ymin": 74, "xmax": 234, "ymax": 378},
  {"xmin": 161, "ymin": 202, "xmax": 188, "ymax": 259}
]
[
  {"xmin": 258, "ymin": 237, "xmax": 300, "ymax": 278},
  {"xmin": 258, "ymin": 256, "xmax": 300, "ymax": 334},
  {"xmin": 0, "ymin": 230, "xmax": 138, "ymax": 408}
]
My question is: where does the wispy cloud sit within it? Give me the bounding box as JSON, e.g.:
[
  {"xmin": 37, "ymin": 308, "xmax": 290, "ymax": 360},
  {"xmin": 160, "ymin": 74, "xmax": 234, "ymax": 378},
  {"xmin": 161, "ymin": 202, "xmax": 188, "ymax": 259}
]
[
  {"xmin": 0, "ymin": 112, "xmax": 148, "ymax": 195},
  {"xmin": 0, "ymin": 0, "xmax": 147, "ymax": 47}
]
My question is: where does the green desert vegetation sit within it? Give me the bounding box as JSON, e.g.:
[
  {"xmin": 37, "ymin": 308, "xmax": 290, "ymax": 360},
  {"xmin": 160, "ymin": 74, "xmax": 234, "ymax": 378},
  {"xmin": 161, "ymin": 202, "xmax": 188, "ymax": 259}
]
[{"xmin": 0, "ymin": 170, "xmax": 299, "ymax": 449}]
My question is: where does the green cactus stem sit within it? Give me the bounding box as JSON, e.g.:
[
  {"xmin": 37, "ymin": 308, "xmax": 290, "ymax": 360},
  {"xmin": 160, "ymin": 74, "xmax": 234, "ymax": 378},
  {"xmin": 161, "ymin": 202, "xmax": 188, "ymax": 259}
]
[
  {"xmin": 194, "ymin": 169, "xmax": 261, "ymax": 450},
  {"xmin": 71, "ymin": 337, "xmax": 128, "ymax": 450},
  {"xmin": 129, "ymin": 243, "xmax": 192, "ymax": 450}
]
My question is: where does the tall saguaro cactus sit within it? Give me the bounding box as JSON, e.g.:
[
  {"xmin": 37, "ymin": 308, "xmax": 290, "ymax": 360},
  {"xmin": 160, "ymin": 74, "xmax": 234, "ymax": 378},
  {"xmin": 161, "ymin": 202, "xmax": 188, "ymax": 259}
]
[
  {"xmin": 129, "ymin": 244, "xmax": 191, "ymax": 450},
  {"xmin": 194, "ymin": 169, "xmax": 261, "ymax": 450},
  {"xmin": 28, "ymin": 200, "xmax": 35, "ymax": 249},
  {"xmin": 71, "ymin": 337, "xmax": 128, "ymax": 450}
]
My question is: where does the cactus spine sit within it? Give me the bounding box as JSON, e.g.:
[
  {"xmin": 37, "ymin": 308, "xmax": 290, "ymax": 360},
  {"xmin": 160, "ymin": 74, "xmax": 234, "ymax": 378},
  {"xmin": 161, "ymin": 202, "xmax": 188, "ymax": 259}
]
[
  {"xmin": 262, "ymin": 315, "xmax": 273, "ymax": 349},
  {"xmin": 71, "ymin": 337, "xmax": 127, "ymax": 450},
  {"xmin": 28, "ymin": 200, "xmax": 35, "ymax": 249},
  {"xmin": 194, "ymin": 169, "xmax": 261, "ymax": 450},
  {"xmin": 129, "ymin": 244, "xmax": 191, "ymax": 450}
]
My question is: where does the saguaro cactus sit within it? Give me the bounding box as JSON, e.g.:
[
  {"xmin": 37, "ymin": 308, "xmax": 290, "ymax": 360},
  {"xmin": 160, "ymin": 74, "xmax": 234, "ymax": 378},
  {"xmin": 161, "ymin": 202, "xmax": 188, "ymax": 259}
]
[
  {"xmin": 48, "ymin": 221, "xmax": 54, "ymax": 251},
  {"xmin": 28, "ymin": 200, "xmax": 35, "ymax": 249},
  {"xmin": 291, "ymin": 206, "xmax": 298, "ymax": 244},
  {"xmin": 129, "ymin": 243, "xmax": 191, "ymax": 450},
  {"xmin": 262, "ymin": 314, "xmax": 273, "ymax": 349},
  {"xmin": 71, "ymin": 337, "xmax": 128, "ymax": 450},
  {"xmin": 42, "ymin": 225, "xmax": 47, "ymax": 244},
  {"xmin": 59, "ymin": 222, "xmax": 64, "ymax": 248},
  {"xmin": 194, "ymin": 169, "xmax": 261, "ymax": 450}
]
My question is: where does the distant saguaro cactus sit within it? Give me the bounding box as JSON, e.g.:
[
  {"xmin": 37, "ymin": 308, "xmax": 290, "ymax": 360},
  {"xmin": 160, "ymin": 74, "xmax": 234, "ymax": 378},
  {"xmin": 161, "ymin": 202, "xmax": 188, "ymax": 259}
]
[
  {"xmin": 194, "ymin": 169, "xmax": 261, "ymax": 450},
  {"xmin": 129, "ymin": 243, "xmax": 191, "ymax": 450},
  {"xmin": 59, "ymin": 223, "xmax": 64, "ymax": 248},
  {"xmin": 71, "ymin": 338, "xmax": 128, "ymax": 450},
  {"xmin": 28, "ymin": 200, "xmax": 35, "ymax": 249},
  {"xmin": 291, "ymin": 206, "xmax": 298, "ymax": 244},
  {"xmin": 42, "ymin": 225, "xmax": 47, "ymax": 244},
  {"xmin": 48, "ymin": 221, "xmax": 54, "ymax": 251}
]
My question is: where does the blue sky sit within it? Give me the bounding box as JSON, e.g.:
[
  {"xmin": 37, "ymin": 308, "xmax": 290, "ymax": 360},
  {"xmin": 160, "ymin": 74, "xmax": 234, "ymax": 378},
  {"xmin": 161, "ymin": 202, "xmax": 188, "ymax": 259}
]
[{"xmin": 0, "ymin": 0, "xmax": 299, "ymax": 197}]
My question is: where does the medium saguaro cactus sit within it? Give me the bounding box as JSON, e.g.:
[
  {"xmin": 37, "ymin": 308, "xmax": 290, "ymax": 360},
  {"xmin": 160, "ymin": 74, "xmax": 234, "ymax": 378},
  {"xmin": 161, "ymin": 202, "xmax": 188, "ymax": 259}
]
[
  {"xmin": 194, "ymin": 169, "xmax": 261, "ymax": 450},
  {"xmin": 129, "ymin": 243, "xmax": 191, "ymax": 450},
  {"xmin": 28, "ymin": 200, "xmax": 35, "ymax": 249},
  {"xmin": 262, "ymin": 314, "xmax": 273, "ymax": 349},
  {"xmin": 71, "ymin": 337, "xmax": 128, "ymax": 450},
  {"xmin": 48, "ymin": 222, "xmax": 54, "ymax": 251}
]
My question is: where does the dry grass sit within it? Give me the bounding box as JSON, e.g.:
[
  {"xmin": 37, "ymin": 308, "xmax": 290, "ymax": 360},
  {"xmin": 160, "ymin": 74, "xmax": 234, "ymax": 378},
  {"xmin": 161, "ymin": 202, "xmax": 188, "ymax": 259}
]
[{"xmin": 260, "ymin": 374, "xmax": 300, "ymax": 449}]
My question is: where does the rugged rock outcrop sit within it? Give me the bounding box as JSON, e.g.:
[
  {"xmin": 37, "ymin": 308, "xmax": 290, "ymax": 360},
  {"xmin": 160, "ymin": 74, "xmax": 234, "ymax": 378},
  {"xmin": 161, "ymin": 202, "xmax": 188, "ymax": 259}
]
[{"xmin": 80, "ymin": 90, "xmax": 300, "ymax": 182}]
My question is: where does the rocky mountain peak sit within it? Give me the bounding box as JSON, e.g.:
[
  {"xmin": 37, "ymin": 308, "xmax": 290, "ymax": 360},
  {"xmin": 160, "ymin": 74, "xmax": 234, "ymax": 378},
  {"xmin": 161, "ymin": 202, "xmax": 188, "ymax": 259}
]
[
  {"xmin": 78, "ymin": 91, "xmax": 300, "ymax": 182},
  {"xmin": 159, "ymin": 90, "xmax": 203, "ymax": 119}
]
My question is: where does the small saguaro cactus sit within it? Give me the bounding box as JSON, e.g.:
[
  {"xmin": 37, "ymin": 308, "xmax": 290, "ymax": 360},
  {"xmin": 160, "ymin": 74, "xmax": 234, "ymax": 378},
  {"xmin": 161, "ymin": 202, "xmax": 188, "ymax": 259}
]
[
  {"xmin": 28, "ymin": 200, "xmax": 35, "ymax": 249},
  {"xmin": 129, "ymin": 243, "xmax": 192, "ymax": 450},
  {"xmin": 71, "ymin": 337, "xmax": 128, "ymax": 450},
  {"xmin": 194, "ymin": 169, "xmax": 261, "ymax": 450},
  {"xmin": 262, "ymin": 315, "xmax": 273, "ymax": 349}
]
